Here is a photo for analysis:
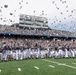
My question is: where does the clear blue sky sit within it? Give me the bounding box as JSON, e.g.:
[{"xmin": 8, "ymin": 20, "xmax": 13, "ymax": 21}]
[{"xmin": 0, "ymin": 0, "xmax": 76, "ymax": 32}]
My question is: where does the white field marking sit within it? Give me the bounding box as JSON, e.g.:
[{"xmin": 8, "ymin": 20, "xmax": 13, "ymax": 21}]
[
  {"xmin": 18, "ymin": 68, "xmax": 21, "ymax": 71},
  {"xmin": 34, "ymin": 66, "xmax": 39, "ymax": 70},
  {"xmin": 72, "ymin": 63, "xmax": 76, "ymax": 64},
  {"xmin": 49, "ymin": 65, "xmax": 55, "ymax": 68},
  {"xmin": 61, "ymin": 64, "xmax": 76, "ymax": 69},
  {"xmin": 57, "ymin": 63, "xmax": 66, "ymax": 65},
  {"xmin": 0, "ymin": 69, "xmax": 1, "ymax": 73},
  {"xmin": 41, "ymin": 59, "xmax": 76, "ymax": 69},
  {"xmin": 41, "ymin": 59, "xmax": 61, "ymax": 65}
]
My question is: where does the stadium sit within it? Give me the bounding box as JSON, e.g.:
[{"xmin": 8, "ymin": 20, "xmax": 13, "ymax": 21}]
[{"xmin": 0, "ymin": 0, "xmax": 76, "ymax": 75}]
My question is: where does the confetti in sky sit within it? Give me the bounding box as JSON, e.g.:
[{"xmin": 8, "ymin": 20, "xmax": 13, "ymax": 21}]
[
  {"xmin": 4, "ymin": 5, "xmax": 8, "ymax": 8},
  {"xmin": 0, "ymin": 0, "xmax": 76, "ymax": 32}
]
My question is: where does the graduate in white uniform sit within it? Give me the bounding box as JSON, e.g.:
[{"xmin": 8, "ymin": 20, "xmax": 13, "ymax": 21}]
[
  {"xmin": 49, "ymin": 49, "xmax": 55, "ymax": 58},
  {"xmin": 10, "ymin": 49, "xmax": 13, "ymax": 59},
  {"xmin": 47, "ymin": 48, "xmax": 50, "ymax": 58},
  {"xmin": 26, "ymin": 48, "xmax": 31, "ymax": 59},
  {"xmin": 54, "ymin": 50, "xmax": 60, "ymax": 58},
  {"xmin": 41, "ymin": 50, "xmax": 45, "ymax": 58},
  {"xmin": 18, "ymin": 49, "xmax": 21, "ymax": 60},
  {"xmin": 70, "ymin": 48, "xmax": 75, "ymax": 58},
  {"xmin": 73, "ymin": 48, "xmax": 76, "ymax": 57},
  {"xmin": 44, "ymin": 49, "xmax": 49, "ymax": 58},
  {"xmin": 23, "ymin": 49, "xmax": 27, "ymax": 59},
  {"xmin": 32, "ymin": 49, "xmax": 35, "ymax": 58},
  {"xmin": 20, "ymin": 49, "xmax": 24, "ymax": 60},
  {"xmin": 3, "ymin": 50, "xmax": 7, "ymax": 61},
  {"xmin": 0, "ymin": 50, "xmax": 2, "ymax": 60},
  {"xmin": 49, "ymin": 49, "xmax": 52, "ymax": 58},
  {"xmin": 25, "ymin": 48, "xmax": 28, "ymax": 59},
  {"xmin": 64, "ymin": 48, "xmax": 69, "ymax": 58},
  {"xmin": 12, "ymin": 50, "xmax": 16, "ymax": 60},
  {"xmin": 30, "ymin": 49, "xmax": 33, "ymax": 59},
  {"xmin": 7, "ymin": 49, "xmax": 12, "ymax": 60},
  {"xmin": 43, "ymin": 50, "xmax": 46, "ymax": 58},
  {"xmin": 0, "ymin": 53, "xmax": 3, "ymax": 60},
  {"xmin": 16, "ymin": 49, "xmax": 19, "ymax": 60},
  {"xmin": 36, "ymin": 48, "xmax": 40, "ymax": 58},
  {"xmin": 58, "ymin": 47, "xmax": 64, "ymax": 58},
  {"xmin": 68, "ymin": 49, "xmax": 72, "ymax": 58}
]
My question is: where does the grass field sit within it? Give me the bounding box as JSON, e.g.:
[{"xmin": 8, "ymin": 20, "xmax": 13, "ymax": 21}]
[{"xmin": 0, "ymin": 58, "xmax": 76, "ymax": 75}]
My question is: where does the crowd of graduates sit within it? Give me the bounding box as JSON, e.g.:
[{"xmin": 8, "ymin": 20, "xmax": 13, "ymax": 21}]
[{"xmin": 0, "ymin": 36, "xmax": 76, "ymax": 61}]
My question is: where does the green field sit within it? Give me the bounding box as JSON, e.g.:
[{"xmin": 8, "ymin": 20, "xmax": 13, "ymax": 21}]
[{"xmin": 0, "ymin": 58, "xmax": 76, "ymax": 75}]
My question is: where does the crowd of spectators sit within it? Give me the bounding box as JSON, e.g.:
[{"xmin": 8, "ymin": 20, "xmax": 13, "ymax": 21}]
[{"xmin": 0, "ymin": 25, "xmax": 75, "ymax": 37}]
